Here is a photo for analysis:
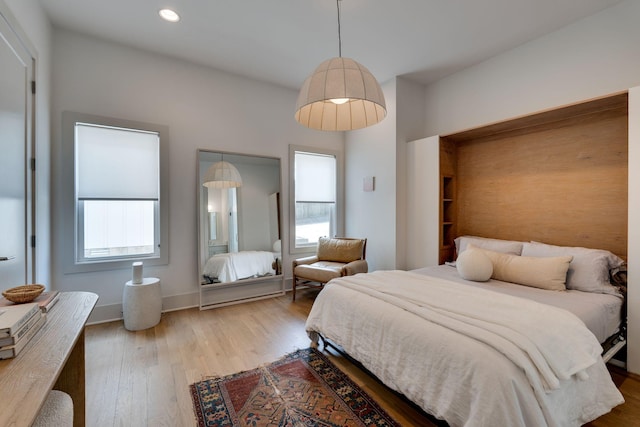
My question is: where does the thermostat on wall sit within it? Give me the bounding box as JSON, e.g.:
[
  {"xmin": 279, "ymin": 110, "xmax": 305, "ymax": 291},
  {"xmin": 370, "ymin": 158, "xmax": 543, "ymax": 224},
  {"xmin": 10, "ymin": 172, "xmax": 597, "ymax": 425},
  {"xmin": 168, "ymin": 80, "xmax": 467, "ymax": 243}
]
[{"xmin": 363, "ymin": 176, "xmax": 375, "ymax": 192}]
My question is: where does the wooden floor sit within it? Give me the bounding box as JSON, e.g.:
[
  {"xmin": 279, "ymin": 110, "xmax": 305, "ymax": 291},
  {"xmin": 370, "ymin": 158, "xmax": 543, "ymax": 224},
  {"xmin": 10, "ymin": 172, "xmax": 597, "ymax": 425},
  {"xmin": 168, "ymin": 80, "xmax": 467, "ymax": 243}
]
[{"xmin": 85, "ymin": 289, "xmax": 640, "ymax": 427}]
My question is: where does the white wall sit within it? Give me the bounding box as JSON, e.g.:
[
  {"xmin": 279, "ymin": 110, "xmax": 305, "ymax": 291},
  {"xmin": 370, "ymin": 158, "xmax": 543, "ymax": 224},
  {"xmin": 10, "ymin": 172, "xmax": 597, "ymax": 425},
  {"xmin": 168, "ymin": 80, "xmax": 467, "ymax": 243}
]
[
  {"xmin": 420, "ymin": 0, "xmax": 640, "ymax": 374},
  {"xmin": 395, "ymin": 77, "xmax": 428, "ymax": 270},
  {"xmin": 423, "ymin": 0, "xmax": 640, "ymax": 137},
  {"xmin": 50, "ymin": 29, "xmax": 342, "ymax": 321},
  {"xmin": 344, "ymin": 76, "xmax": 427, "ymax": 273},
  {"xmin": 4, "ymin": 0, "xmax": 52, "ymax": 286},
  {"xmin": 345, "ymin": 79, "xmax": 397, "ymax": 271}
]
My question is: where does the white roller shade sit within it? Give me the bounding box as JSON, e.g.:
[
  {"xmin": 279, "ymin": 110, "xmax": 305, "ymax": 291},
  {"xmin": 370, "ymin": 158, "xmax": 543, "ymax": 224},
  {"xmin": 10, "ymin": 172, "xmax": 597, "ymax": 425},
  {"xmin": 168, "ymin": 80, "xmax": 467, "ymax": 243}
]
[
  {"xmin": 76, "ymin": 123, "xmax": 160, "ymax": 200},
  {"xmin": 295, "ymin": 152, "xmax": 336, "ymax": 202}
]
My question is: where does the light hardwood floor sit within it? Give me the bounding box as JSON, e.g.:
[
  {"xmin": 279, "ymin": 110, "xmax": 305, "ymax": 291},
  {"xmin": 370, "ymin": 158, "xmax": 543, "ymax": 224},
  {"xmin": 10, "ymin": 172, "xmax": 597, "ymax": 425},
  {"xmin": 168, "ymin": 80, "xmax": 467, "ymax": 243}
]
[{"xmin": 85, "ymin": 289, "xmax": 640, "ymax": 427}]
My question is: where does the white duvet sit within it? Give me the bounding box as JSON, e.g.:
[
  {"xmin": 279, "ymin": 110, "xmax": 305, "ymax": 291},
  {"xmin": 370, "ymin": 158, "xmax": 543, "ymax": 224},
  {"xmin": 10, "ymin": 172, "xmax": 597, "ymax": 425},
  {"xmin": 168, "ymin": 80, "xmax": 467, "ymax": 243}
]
[
  {"xmin": 202, "ymin": 250, "xmax": 275, "ymax": 283},
  {"xmin": 305, "ymin": 270, "xmax": 624, "ymax": 427}
]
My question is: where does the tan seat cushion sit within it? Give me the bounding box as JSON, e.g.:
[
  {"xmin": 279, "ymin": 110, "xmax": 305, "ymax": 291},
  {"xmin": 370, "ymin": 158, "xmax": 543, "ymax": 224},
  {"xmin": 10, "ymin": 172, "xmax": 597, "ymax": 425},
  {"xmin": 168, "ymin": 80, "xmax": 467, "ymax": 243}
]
[
  {"xmin": 294, "ymin": 261, "xmax": 345, "ymax": 283},
  {"xmin": 316, "ymin": 237, "xmax": 364, "ymax": 263}
]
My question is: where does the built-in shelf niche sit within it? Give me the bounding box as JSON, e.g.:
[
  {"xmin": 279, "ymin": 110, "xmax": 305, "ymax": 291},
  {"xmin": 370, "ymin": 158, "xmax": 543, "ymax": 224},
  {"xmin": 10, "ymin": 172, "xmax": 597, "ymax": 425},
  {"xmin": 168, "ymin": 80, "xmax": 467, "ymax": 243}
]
[
  {"xmin": 439, "ymin": 138, "xmax": 457, "ymax": 264},
  {"xmin": 439, "ymin": 178, "xmax": 455, "ymax": 263}
]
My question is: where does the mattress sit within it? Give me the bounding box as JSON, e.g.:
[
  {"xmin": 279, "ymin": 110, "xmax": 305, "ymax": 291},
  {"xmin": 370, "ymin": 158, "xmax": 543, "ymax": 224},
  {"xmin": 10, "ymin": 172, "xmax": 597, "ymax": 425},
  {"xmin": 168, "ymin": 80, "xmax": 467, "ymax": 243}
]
[{"xmin": 412, "ymin": 264, "xmax": 623, "ymax": 344}]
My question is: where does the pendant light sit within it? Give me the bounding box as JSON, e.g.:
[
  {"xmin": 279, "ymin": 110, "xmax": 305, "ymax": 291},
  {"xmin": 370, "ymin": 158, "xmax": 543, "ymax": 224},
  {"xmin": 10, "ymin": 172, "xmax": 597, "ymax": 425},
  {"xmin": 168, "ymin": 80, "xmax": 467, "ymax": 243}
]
[
  {"xmin": 295, "ymin": 0, "xmax": 386, "ymax": 131},
  {"xmin": 203, "ymin": 155, "xmax": 242, "ymax": 189}
]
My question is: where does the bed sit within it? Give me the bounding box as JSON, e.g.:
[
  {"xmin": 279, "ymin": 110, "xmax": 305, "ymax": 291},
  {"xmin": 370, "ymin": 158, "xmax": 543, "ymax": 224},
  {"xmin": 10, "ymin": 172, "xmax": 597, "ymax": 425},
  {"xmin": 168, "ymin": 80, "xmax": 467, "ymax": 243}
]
[
  {"xmin": 202, "ymin": 250, "xmax": 276, "ymax": 283},
  {"xmin": 305, "ymin": 236, "xmax": 627, "ymax": 427}
]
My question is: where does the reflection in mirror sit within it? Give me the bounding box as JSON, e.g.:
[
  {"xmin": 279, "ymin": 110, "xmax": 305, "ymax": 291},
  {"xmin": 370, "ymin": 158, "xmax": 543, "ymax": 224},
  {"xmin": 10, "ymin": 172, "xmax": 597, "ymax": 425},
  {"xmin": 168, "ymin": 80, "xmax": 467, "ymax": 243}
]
[
  {"xmin": 208, "ymin": 212, "xmax": 217, "ymax": 241},
  {"xmin": 198, "ymin": 151, "xmax": 282, "ymax": 287}
]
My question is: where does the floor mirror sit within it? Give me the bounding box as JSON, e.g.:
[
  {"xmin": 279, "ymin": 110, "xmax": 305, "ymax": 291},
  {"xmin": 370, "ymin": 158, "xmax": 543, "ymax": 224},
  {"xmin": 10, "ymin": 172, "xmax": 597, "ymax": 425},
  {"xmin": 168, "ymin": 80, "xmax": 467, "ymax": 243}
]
[{"xmin": 197, "ymin": 150, "xmax": 284, "ymax": 309}]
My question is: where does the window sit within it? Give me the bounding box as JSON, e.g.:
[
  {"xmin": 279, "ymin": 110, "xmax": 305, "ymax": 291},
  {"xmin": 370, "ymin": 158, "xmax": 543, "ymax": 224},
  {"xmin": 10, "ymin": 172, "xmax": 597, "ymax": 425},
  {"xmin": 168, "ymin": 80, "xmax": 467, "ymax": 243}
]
[
  {"xmin": 62, "ymin": 112, "xmax": 169, "ymax": 272},
  {"xmin": 81, "ymin": 200, "xmax": 156, "ymax": 259},
  {"xmin": 289, "ymin": 146, "xmax": 343, "ymax": 252}
]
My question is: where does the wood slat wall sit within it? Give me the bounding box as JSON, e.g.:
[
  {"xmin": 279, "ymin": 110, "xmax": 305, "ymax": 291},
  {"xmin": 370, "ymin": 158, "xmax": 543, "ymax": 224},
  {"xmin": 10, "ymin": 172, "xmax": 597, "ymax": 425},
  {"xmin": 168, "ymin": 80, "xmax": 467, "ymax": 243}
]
[{"xmin": 443, "ymin": 93, "xmax": 628, "ymax": 258}]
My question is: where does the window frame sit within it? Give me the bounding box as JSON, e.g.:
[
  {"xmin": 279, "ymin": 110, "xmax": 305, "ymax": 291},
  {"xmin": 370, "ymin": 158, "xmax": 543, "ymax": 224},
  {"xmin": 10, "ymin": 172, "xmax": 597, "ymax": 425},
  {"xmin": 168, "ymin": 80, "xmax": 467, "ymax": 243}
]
[
  {"xmin": 61, "ymin": 111, "xmax": 169, "ymax": 273},
  {"xmin": 289, "ymin": 145, "xmax": 344, "ymax": 254}
]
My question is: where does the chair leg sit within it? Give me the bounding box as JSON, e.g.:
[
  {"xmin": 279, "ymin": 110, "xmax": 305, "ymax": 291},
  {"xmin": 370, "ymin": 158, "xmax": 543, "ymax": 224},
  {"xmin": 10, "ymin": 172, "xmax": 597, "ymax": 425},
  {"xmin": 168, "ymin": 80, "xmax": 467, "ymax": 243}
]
[{"xmin": 292, "ymin": 275, "xmax": 297, "ymax": 301}]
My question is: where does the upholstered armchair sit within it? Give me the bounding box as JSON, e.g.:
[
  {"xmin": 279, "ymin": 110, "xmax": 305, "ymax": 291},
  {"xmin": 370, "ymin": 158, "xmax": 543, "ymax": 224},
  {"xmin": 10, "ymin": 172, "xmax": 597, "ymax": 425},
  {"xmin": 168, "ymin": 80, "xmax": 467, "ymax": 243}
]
[{"xmin": 292, "ymin": 237, "xmax": 368, "ymax": 301}]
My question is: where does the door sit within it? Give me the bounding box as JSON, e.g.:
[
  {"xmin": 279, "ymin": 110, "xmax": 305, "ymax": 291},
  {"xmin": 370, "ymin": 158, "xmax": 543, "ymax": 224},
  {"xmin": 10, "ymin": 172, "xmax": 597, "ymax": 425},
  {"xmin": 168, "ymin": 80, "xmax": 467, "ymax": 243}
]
[{"xmin": 0, "ymin": 9, "xmax": 34, "ymax": 288}]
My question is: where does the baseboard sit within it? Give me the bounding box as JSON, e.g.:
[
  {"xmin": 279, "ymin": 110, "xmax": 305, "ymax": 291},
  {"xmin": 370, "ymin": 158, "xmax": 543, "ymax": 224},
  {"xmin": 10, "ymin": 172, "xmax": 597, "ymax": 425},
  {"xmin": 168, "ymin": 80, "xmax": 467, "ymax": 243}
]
[
  {"xmin": 87, "ymin": 291, "xmax": 199, "ymax": 325},
  {"xmin": 87, "ymin": 282, "xmax": 295, "ymax": 325},
  {"xmin": 284, "ymin": 277, "xmax": 293, "ymax": 291}
]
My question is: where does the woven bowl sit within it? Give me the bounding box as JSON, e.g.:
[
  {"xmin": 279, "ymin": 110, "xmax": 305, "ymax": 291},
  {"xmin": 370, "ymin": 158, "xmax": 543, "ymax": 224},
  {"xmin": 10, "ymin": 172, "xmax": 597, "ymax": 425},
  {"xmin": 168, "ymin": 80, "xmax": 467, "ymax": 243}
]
[{"xmin": 2, "ymin": 284, "xmax": 45, "ymax": 303}]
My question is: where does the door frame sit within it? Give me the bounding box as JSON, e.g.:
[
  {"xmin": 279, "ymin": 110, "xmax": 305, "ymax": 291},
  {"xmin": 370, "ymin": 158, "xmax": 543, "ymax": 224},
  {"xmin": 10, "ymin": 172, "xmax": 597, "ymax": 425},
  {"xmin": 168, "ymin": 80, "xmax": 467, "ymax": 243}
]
[{"xmin": 0, "ymin": 4, "xmax": 36, "ymax": 284}]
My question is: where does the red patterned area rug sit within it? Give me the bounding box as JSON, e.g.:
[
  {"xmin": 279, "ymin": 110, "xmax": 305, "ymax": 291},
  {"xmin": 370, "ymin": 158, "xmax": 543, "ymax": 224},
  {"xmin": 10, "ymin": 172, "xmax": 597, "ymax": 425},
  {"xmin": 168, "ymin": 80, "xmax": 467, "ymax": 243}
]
[{"xmin": 189, "ymin": 347, "xmax": 400, "ymax": 427}]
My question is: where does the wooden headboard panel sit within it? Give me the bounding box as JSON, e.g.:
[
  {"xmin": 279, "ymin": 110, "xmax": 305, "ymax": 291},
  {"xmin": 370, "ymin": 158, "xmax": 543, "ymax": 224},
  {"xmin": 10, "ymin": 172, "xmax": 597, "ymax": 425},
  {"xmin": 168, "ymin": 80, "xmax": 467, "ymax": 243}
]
[{"xmin": 442, "ymin": 93, "xmax": 628, "ymax": 259}]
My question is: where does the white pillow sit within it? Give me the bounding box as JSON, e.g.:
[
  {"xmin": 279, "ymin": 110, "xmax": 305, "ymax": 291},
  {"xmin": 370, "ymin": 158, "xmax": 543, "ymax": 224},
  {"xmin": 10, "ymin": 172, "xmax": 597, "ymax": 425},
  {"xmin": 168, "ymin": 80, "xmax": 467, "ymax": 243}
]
[
  {"xmin": 456, "ymin": 248, "xmax": 493, "ymax": 282},
  {"xmin": 521, "ymin": 242, "xmax": 624, "ymax": 295},
  {"xmin": 472, "ymin": 245, "xmax": 572, "ymax": 291},
  {"xmin": 455, "ymin": 235, "xmax": 524, "ymax": 256}
]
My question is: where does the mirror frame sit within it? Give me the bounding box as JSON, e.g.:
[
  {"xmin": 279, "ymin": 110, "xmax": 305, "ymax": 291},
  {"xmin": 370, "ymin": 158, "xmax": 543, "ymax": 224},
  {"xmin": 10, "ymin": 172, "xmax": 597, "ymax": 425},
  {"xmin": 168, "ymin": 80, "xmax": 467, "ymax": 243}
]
[{"xmin": 197, "ymin": 149, "xmax": 284, "ymax": 309}]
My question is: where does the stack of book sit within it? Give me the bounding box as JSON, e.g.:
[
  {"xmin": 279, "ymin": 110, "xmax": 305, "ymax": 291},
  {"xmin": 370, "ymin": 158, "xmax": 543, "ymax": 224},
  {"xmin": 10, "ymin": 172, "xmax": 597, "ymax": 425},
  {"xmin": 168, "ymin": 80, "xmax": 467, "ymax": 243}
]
[{"xmin": 0, "ymin": 291, "xmax": 59, "ymax": 360}]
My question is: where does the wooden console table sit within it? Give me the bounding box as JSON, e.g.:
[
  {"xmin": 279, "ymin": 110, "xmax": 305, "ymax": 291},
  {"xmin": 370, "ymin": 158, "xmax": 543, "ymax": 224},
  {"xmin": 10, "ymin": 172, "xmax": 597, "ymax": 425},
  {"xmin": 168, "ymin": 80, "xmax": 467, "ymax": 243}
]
[{"xmin": 0, "ymin": 291, "xmax": 98, "ymax": 427}]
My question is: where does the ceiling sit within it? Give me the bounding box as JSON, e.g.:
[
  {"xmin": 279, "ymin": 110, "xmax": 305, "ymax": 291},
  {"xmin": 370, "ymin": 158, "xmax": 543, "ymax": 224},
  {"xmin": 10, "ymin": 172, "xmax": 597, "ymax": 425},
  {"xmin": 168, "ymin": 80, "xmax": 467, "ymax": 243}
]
[{"xmin": 38, "ymin": 0, "xmax": 623, "ymax": 90}]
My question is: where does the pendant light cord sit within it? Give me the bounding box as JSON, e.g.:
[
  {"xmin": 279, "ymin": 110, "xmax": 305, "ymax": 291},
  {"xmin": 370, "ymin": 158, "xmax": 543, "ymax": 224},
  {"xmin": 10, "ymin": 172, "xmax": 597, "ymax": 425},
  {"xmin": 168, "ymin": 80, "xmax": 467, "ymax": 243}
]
[{"xmin": 337, "ymin": 0, "xmax": 342, "ymax": 58}]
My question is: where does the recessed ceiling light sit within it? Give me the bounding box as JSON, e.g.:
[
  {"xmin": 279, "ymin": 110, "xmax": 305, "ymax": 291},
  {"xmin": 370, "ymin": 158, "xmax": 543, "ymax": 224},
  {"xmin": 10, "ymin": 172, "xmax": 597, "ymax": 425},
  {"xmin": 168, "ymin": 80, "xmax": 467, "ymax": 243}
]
[{"xmin": 159, "ymin": 8, "xmax": 180, "ymax": 23}]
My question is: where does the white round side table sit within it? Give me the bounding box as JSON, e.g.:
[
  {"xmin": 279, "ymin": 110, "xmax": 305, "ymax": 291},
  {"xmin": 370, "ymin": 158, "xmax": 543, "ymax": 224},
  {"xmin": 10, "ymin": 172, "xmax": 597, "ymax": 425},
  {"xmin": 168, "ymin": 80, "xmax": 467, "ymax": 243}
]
[{"xmin": 123, "ymin": 277, "xmax": 162, "ymax": 331}]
